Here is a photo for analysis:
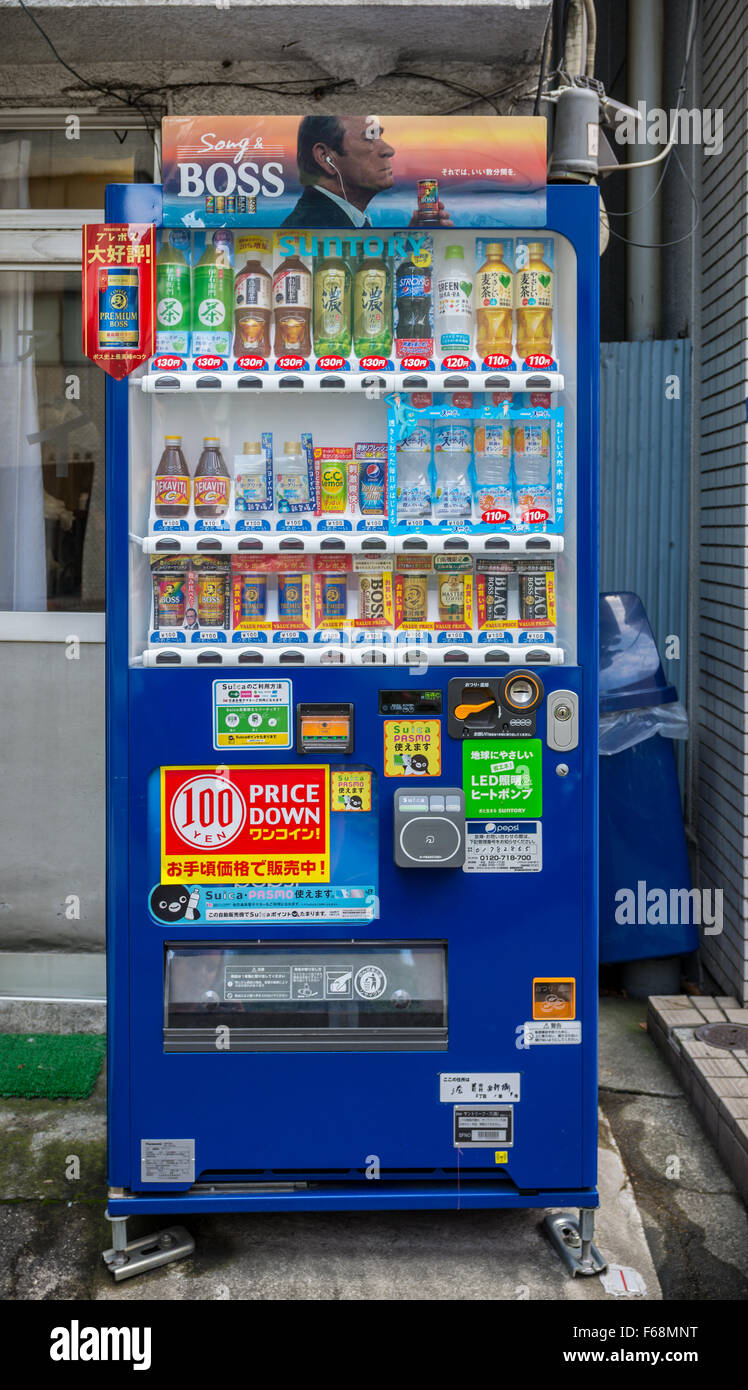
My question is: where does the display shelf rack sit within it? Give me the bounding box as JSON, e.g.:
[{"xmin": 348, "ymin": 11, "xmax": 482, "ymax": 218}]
[
  {"xmin": 136, "ymin": 643, "xmax": 565, "ymax": 669},
  {"xmin": 138, "ymin": 368, "xmax": 564, "ymax": 396},
  {"xmin": 136, "ymin": 531, "xmax": 564, "ymax": 557}
]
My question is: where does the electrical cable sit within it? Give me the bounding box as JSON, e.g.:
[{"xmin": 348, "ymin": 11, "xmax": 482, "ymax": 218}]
[
  {"xmin": 534, "ymin": 6, "xmax": 554, "ymax": 116},
  {"xmin": 603, "ymin": 146, "xmax": 700, "ymax": 249},
  {"xmin": 16, "ymin": 0, "xmax": 161, "ymax": 155},
  {"xmin": 597, "ymin": 0, "xmax": 699, "ymax": 173},
  {"xmin": 583, "ymin": 0, "xmax": 597, "ymax": 77},
  {"xmin": 601, "ymin": 146, "xmax": 672, "ymax": 217},
  {"xmin": 394, "ymin": 69, "xmax": 503, "ymax": 114}
]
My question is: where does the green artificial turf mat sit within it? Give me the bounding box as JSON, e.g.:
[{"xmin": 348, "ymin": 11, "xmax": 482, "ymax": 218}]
[{"xmin": 0, "ymin": 1033, "xmax": 106, "ymax": 1099}]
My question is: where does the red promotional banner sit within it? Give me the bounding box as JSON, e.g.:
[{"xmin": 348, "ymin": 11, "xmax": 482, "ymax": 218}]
[
  {"xmin": 160, "ymin": 764, "xmax": 330, "ymax": 884},
  {"xmin": 82, "ymin": 223, "xmax": 155, "ymax": 379}
]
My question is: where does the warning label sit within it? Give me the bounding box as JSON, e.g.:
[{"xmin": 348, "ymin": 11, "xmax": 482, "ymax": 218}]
[
  {"xmin": 225, "ymin": 963, "xmax": 358, "ymax": 1000},
  {"xmin": 524, "ymin": 1020, "xmax": 582, "ymax": 1045},
  {"xmin": 463, "ymin": 820, "xmax": 542, "ymax": 872},
  {"xmin": 454, "ymin": 1107, "xmax": 514, "ymax": 1148}
]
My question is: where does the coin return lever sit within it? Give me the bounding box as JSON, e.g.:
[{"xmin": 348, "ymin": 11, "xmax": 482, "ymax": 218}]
[{"xmin": 447, "ymin": 678, "xmax": 501, "ymax": 738}]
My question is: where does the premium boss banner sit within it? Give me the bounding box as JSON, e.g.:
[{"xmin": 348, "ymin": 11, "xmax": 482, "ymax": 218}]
[{"xmin": 161, "ymin": 115, "xmax": 547, "ymax": 229}]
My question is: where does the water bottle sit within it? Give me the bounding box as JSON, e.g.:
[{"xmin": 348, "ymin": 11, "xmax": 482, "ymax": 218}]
[
  {"xmin": 473, "ymin": 422, "xmax": 512, "ymax": 522},
  {"xmin": 433, "ymin": 422, "xmax": 472, "ymax": 519},
  {"xmin": 396, "ymin": 427, "xmax": 432, "ymax": 518},
  {"xmin": 513, "ymin": 421, "xmax": 553, "ymax": 525}
]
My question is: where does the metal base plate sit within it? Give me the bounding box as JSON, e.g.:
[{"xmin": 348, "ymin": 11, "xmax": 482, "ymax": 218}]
[
  {"xmin": 543, "ymin": 1213, "xmax": 607, "ymax": 1277},
  {"xmin": 102, "ymin": 1226, "xmax": 194, "ymax": 1282}
]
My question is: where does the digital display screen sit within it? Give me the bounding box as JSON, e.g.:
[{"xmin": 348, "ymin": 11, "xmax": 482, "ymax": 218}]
[{"xmin": 378, "ymin": 689, "xmax": 443, "ymax": 716}]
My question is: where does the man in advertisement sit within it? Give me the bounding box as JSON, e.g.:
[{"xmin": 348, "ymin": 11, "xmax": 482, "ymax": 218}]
[{"xmin": 281, "ymin": 115, "xmax": 452, "ymax": 229}]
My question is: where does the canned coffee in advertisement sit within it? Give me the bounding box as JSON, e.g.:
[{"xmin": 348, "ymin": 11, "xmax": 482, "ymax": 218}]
[
  {"xmin": 417, "ymin": 179, "xmax": 440, "ymax": 223},
  {"xmin": 98, "ymin": 267, "xmax": 139, "ymax": 348}
]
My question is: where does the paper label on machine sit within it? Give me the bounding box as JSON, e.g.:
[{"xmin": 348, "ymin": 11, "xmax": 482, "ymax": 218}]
[
  {"xmin": 463, "ymin": 820, "xmax": 542, "ymax": 872},
  {"xmin": 440, "ymin": 1072, "xmax": 520, "ymax": 1103}
]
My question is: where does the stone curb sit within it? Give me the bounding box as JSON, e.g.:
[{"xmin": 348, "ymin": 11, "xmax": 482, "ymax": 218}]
[{"xmin": 647, "ymin": 995, "xmax": 748, "ymax": 1206}]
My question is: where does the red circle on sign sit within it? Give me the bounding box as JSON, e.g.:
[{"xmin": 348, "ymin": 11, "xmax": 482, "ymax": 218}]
[{"xmin": 169, "ymin": 774, "xmax": 247, "ymax": 850}]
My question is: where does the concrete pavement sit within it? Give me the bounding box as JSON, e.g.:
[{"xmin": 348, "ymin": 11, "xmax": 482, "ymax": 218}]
[{"xmin": 0, "ymin": 997, "xmax": 744, "ymax": 1299}]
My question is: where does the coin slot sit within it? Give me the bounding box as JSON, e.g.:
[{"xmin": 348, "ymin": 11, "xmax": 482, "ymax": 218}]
[{"xmin": 500, "ymin": 672, "xmax": 544, "ymax": 712}]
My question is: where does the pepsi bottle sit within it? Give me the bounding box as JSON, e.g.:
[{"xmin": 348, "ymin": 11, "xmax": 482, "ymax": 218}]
[{"xmin": 395, "ymin": 257, "xmax": 432, "ymax": 357}]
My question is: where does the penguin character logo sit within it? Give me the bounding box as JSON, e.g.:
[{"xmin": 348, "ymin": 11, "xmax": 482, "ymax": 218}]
[
  {"xmin": 150, "ymin": 884, "xmax": 191, "ymax": 922},
  {"xmin": 402, "ymin": 752, "xmax": 430, "ymax": 776},
  {"xmin": 342, "ymin": 793, "xmax": 364, "ymax": 810}
]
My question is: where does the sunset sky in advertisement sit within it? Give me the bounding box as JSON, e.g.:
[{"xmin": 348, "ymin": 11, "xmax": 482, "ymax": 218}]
[{"xmin": 161, "ymin": 115, "xmax": 547, "ymax": 228}]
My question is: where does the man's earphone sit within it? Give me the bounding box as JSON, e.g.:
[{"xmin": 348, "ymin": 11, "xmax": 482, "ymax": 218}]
[{"xmin": 324, "ymin": 153, "xmax": 349, "ymax": 204}]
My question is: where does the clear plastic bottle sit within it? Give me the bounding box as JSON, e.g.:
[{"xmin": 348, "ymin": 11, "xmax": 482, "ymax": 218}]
[
  {"xmin": 515, "ymin": 241, "xmax": 553, "ymax": 361},
  {"xmin": 433, "ymin": 422, "xmax": 472, "ymax": 518},
  {"xmin": 313, "ymin": 252, "xmax": 352, "ymax": 357},
  {"xmin": 235, "ymin": 441, "xmax": 266, "ymax": 513},
  {"xmin": 275, "ymin": 440, "xmax": 309, "ymax": 511},
  {"xmin": 435, "ymin": 244, "xmax": 473, "ymax": 359},
  {"xmin": 395, "ymin": 427, "xmax": 432, "ymax": 518},
  {"xmin": 474, "ymin": 242, "xmax": 513, "ymax": 361},
  {"xmin": 513, "ymin": 421, "xmax": 553, "ymax": 523},
  {"xmin": 156, "ymin": 230, "xmax": 192, "ymax": 356},
  {"xmin": 473, "ymin": 422, "xmax": 512, "ymax": 519},
  {"xmin": 273, "ymin": 255, "xmax": 312, "ymax": 356},
  {"xmin": 353, "ymin": 248, "xmax": 393, "ymax": 358},
  {"xmin": 234, "ymin": 255, "xmax": 272, "ymax": 357},
  {"xmin": 193, "ymin": 231, "xmax": 234, "ymax": 356}
]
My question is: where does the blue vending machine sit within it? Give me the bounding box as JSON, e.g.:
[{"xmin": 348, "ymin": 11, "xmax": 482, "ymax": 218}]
[{"xmin": 102, "ymin": 117, "xmax": 601, "ymax": 1281}]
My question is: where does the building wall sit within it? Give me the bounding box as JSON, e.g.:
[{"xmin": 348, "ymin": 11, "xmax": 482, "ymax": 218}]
[
  {"xmin": 697, "ymin": 0, "xmax": 748, "ymax": 1002},
  {"xmin": 0, "ymin": 2, "xmax": 550, "ymax": 120},
  {"xmin": 0, "ymin": 1, "xmax": 547, "ymax": 987},
  {"xmin": 600, "ymin": 339, "xmax": 691, "ymax": 792},
  {"xmin": 0, "ymin": 642, "xmax": 105, "ymax": 950}
]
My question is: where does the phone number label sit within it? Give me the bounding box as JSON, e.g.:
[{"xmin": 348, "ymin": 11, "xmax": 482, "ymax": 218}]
[{"xmin": 463, "ymin": 820, "xmax": 542, "ymax": 873}]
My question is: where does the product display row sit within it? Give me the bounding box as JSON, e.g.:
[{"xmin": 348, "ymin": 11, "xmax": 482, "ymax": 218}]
[
  {"xmin": 149, "ymin": 407, "xmax": 563, "ymax": 537},
  {"xmin": 148, "ymin": 553, "xmax": 557, "ymax": 645},
  {"xmin": 155, "ymin": 229, "xmax": 558, "ymax": 370}
]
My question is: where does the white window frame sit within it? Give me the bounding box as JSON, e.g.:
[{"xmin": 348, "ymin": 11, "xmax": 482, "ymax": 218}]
[{"xmin": 0, "ymin": 109, "xmax": 160, "ymax": 642}]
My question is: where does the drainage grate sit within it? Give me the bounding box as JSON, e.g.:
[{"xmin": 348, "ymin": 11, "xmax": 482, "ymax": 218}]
[{"xmin": 694, "ymin": 1023, "xmax": 748, "ymax": 1051}]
